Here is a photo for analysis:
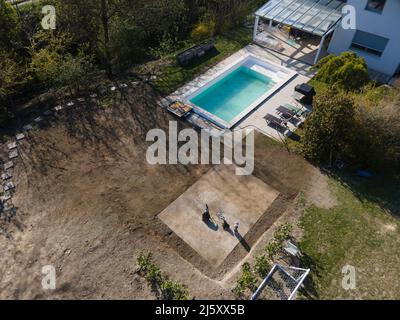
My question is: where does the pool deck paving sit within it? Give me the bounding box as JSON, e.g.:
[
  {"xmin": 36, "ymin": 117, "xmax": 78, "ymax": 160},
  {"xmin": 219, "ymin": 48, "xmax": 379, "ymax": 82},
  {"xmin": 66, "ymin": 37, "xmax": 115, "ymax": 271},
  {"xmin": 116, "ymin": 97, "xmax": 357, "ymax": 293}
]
[{"xmin": 164, "ymin": 44, "xmax": 313, "ymax": 141}]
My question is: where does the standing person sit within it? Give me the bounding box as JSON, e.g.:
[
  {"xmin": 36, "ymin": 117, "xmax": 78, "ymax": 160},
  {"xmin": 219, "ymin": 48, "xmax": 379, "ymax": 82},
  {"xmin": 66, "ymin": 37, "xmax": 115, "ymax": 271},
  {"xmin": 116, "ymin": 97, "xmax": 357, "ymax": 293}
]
[{"xmin": 234, "ymin": 221, "xmax": 240, "ymax": 234}]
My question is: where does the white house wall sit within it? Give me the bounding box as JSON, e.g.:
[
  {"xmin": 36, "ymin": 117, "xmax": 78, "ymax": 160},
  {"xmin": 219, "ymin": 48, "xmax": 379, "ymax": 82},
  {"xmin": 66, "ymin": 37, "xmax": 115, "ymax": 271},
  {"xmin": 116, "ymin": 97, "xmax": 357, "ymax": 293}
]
[{"xmin": 328, "ymin": 0, "xmax": 400, "ymax": 76}]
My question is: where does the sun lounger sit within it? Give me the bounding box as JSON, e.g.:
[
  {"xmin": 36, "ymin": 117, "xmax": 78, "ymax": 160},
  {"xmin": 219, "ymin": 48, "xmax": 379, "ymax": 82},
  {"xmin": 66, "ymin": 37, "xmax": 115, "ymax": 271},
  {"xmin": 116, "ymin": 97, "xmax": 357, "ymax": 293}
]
[
  {"xmin": 284, "ymin": 103, "xmax": 311, "ymax": 118},
  {"xmin": 292, "ymin": 91, "xmax": 306, "ymax": 103},
  {"xmin": 265, "ymin": 113, "xmax": 284, "ymax": 124},
  {"xmin": 264, "ymin": 114, "xmax": 289, "ymax": 134},
  {"xmin": 277, "ymin": 105, "xmax": 296, "ymax": 120}
]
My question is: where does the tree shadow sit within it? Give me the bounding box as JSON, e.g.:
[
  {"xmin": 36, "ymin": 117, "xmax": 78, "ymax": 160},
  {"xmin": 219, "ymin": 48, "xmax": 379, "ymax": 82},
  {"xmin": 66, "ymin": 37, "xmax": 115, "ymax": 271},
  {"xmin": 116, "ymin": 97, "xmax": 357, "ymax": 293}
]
[
  {"xmin": 324, "ymin": 167, "xmax": 400, "ymax": 217},
  {"xmin": 18, "ymin": 81, "xmax": 175, "ymax": 178},
  {"xmin": 298, "ymin": 252, "xmax": 322, "ymax": 300}
]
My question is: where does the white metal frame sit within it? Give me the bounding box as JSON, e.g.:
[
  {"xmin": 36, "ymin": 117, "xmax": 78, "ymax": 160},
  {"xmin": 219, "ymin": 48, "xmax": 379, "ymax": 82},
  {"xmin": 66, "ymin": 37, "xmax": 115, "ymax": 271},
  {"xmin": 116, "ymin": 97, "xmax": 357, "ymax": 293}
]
[
  {"xmin": 253, "ymin": 0, "xmax": 344, "ymax": 64},
  {"xmin": 251, "ymin": 263, "xmax": 310, "ymax": 300}
]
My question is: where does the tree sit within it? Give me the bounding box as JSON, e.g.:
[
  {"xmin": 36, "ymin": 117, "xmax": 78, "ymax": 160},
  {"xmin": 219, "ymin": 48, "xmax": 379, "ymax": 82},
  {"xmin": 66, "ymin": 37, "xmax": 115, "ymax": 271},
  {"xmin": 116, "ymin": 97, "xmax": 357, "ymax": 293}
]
[
  {"xmin": 0, "ymin": 49, "xmax": 27, "ymax": 125},
  {"xmin": 353, "ymin": 87, "xmax": 400, "ymax": 170},
  {"xmin": 100, "ymin": 0, "xmax": 113, "ymax": 78},
  {"xmin": 313, "ymin": 52, "xmax": 370, "ymax": 91},
  {"xmin": 302, "ymin": 87, "xmax": 355, "ymax": 165},
  {"xmin": 108, "ymin": 16, "xmax": 146, "ymax": 70},
  {"xmin": 56, "ymin": 0, "xmax": 100, "ymax": 50},
  {"xmin": 55, "ymin": 50, "xmax": 100, "ymax": 96},
  {"xmin": 29, "ymin": 31, "xmax": 71, "ymax": 85},
  {"xmin": 0, "ymin": 0, "xmax": 21, "ymax": 50}
]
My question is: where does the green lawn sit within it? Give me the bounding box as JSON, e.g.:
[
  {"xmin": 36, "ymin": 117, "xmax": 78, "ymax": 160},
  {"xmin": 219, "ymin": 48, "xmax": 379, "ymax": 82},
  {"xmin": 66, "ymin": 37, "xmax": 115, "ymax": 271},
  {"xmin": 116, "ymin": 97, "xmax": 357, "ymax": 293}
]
[
  {"xmin": 299, "ymin": 175, "xmax": 400, "ymax": 299},
  {"xmin": 135, "ymin": 27, "xmax": 253, "ymax": 95}
]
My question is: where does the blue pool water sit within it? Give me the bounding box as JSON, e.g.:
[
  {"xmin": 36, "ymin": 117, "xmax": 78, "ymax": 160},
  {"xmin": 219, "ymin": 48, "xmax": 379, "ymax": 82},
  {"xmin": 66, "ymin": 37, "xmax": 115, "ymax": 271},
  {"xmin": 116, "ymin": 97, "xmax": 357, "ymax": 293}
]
[{"xmin": 190, "ymin": 66, "xmax": 276, "ymax": 124}]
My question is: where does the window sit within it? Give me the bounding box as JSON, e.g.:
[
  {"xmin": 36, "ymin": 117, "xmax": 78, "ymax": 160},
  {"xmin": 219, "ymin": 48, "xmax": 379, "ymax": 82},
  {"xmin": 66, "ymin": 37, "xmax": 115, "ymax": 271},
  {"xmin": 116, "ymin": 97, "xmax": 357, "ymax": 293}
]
[
  {"xmin": 350, "ymin": 30, "xmax": 389, "ymax": 57},
  {"xmin": 365, "ymin": 0, "xmax": 386, "ymax": 13}
]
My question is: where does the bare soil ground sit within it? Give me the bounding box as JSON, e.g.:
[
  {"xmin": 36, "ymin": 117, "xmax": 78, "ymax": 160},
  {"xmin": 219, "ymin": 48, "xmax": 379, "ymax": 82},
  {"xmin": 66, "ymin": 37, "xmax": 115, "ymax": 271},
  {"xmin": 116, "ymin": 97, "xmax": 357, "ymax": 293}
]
[{"xmin": 0, "ymin": 85, "xmax": 325, "ymax": 299}]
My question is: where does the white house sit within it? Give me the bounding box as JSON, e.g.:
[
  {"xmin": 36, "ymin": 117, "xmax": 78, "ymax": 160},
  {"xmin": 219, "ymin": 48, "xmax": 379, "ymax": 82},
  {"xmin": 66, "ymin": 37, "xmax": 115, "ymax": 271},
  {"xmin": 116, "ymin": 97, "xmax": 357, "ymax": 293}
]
[
  {"xmin": 254, "ymin": 0, "xmax": 400, "ymax": 81},
  {"xmin": 328, "ymin": 0, "xmax": 400, "ymax": 78}
]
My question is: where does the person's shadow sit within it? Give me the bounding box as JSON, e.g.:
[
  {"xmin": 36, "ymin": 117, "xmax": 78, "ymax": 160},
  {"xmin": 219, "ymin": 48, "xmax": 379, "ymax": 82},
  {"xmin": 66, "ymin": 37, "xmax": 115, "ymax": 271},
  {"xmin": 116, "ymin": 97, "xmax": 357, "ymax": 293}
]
[
  {"xmin": 203, "ymin": 217, "xmax": 218, "ymax": 231},
  {"xmin": 235, "ymin": 231, "xmax": 251, "ymax": 252}
]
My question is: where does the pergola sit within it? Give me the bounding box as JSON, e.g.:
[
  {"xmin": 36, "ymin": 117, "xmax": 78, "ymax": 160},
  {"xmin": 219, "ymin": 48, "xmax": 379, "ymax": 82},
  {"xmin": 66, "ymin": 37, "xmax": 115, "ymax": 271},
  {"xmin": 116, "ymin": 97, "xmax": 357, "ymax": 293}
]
[{"xmin": 254, "ymin": 0, "xmax": 346, "ymax": 64}]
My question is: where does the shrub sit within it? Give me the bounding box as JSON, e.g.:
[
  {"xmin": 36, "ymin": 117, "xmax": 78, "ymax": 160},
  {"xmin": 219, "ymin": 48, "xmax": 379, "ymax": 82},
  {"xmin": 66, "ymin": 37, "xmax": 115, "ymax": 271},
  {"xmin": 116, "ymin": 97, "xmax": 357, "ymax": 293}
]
[
  {"xmin": 233, "ymin": 262, "xmax": 257, "ymax": 298},
  {"xmin": 145, "ymin": 263, "xmax": 163, "ymax": 284},
  {"xmin": 254, "ymin": 254, "xmax": 271, "ymax": 278},
  {"xmin": 137, "ymin": 251, "xmax": 153, "ymax": 273},
  {"xmin": 190, "ymin": 14, "xmax": 216, "ymax": 41},
  {"xmin": 301, "ymin": 87, "xmax": 355, "ymax": 165},
  {"xmin": 313, "ymin": 52, "xmax": 370, "ymax": 91},
  {"xmin": 160, "ymin": 278, "xmax": 189, "ymax": 300},
  {"xmin": 353, "ymin": 87, "xmax": 400, "ymax": 170},
  {"xmin": 149, "ymin": 33, "xmax": 178, "ymax": 58},
  {"xmin": 137, "ymin": 251, "xmax": 162, "ymax": 283},
  {"xmin": 273, "ymin": 223, "xmax": 293, "ymax": 244},
  {"xmin": 137, "ymin": 250, "xmax": 190, "ymax": 300},
  {"xmin": 265, "ymin": 240, "xmax": 282, "ymax": 259}
]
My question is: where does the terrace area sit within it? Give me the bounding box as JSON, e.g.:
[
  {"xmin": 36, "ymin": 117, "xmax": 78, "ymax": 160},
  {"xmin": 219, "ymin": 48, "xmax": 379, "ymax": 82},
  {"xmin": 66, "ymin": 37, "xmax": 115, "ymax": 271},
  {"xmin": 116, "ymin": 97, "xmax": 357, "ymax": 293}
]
[
  {"xmin": 158, "ymin": 165, "xmax": 280, "ymax": 266},
  {"xmin": 253, "ymin": 0, "xmax": 345, "ymax": 65}
]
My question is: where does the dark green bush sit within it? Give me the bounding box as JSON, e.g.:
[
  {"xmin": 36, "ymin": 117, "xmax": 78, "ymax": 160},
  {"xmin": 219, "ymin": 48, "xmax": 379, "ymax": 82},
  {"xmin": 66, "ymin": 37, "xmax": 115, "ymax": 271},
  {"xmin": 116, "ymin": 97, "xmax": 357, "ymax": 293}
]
[{"xmin": 313, "ymin": 52, "xmax": 370, "ymax": 91}]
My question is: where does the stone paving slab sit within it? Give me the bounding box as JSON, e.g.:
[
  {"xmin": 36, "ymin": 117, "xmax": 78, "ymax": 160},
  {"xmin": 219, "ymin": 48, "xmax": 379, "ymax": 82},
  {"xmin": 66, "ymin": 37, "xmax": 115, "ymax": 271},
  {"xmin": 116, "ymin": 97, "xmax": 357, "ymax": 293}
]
[
  {"xmin": 9, "ymin": 150, "xmax": 18, "ymax": 159},
  {"xmin": 23, "ymin": 124, "xmax": 33, "ymax": 131},
  {"xmin": 4, "ymin": 181, "xmax": 15, "ymax": 191},
  {"xmin": 0, "ymin": 194, "xmax": 12, "ymax": 202},
  {"xmin": 1, "ymin": 172, "xmax": 12, "ymax": 180},
  {"xmin": 4, "ymin": 161, "xmax": 14, "ymax": 170},
  {"xmin": 7, "ymin": 141, "xmax": 17, "ymax": 150},
  {"xmin": 16, "ymin": 133, "xmax": 25, "ymax": 141}
]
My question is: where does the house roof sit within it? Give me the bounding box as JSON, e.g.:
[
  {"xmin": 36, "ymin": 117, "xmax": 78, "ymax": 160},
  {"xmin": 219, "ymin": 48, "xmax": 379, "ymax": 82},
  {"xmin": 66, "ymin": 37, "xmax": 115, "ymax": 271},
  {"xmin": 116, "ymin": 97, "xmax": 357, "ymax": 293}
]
[{"xmin": 255, "ymin": 0, "xmax": 346, "ymax": 36}]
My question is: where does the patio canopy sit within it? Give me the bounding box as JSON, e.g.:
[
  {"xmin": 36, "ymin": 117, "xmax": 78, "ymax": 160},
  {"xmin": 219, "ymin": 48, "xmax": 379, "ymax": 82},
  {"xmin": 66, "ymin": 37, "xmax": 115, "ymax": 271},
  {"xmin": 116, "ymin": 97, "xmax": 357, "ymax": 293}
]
[{"xmin": 255, "ymin": 0, "xmax": 346, "ymax": 37}]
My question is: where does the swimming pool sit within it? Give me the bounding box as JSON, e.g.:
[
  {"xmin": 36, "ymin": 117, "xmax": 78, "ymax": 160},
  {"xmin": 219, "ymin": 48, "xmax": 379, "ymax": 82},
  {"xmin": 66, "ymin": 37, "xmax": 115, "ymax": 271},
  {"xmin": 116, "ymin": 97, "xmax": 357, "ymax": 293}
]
[
  {"xmin": 186, "ymin": 55, "xmax": 296, "ymax": 128},
  {"xmin": 190, "ymin": 66, "xmax": 276, "ymax": 124}
]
